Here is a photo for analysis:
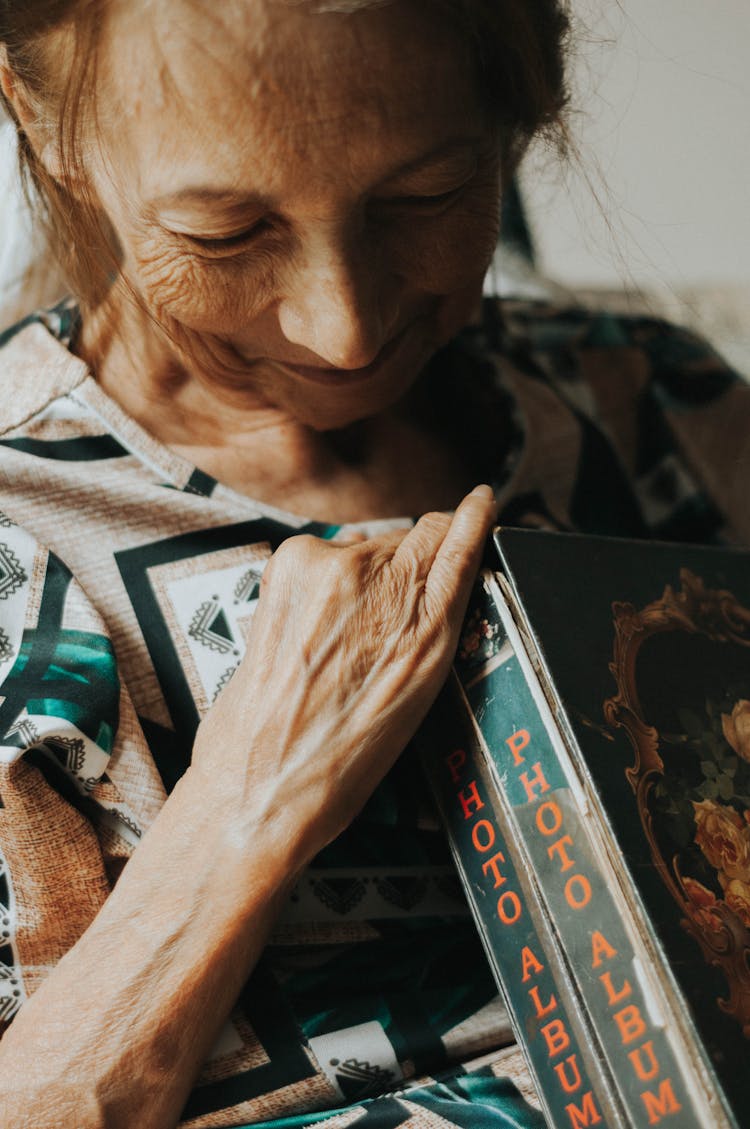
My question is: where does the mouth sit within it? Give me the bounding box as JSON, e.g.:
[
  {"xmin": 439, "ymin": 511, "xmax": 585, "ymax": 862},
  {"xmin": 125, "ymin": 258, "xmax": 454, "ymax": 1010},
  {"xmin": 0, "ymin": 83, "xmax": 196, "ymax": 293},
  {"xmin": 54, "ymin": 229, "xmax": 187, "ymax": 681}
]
[{"xmin": 270, "ymin": 322, "xmax": 419, "ymax": 387}]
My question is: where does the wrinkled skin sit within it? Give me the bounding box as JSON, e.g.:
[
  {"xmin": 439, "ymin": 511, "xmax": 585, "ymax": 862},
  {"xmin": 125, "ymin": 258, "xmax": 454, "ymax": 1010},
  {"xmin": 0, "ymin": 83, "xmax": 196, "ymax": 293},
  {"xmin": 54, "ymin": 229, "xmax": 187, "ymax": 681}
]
[
  {"xmin": 0, "ymin": 3, "xmax": 502, "ymax": 1125},
  {"xmin": 194, "ymin": 496, "xmax": 497, "ymax": 856},
  {"xmin": 72, "ymin": 0, "xmax": 502, "ymax": 517}
]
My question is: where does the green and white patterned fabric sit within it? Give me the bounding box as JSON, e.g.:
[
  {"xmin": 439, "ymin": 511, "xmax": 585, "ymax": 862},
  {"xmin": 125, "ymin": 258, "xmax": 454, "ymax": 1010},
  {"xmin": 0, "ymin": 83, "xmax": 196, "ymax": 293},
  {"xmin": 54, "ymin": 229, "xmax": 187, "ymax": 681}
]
[{"xmin": 0, "ymin": 296, "xmax": 747, "ymax": 1127}]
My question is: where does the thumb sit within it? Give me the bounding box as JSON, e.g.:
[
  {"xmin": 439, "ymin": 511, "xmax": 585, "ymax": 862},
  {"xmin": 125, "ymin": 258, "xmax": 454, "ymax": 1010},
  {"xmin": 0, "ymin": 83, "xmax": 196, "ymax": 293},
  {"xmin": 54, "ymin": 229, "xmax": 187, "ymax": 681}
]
[{"xmin": 424, "ymin": 485, "xmax": 497, "ymax": 624}]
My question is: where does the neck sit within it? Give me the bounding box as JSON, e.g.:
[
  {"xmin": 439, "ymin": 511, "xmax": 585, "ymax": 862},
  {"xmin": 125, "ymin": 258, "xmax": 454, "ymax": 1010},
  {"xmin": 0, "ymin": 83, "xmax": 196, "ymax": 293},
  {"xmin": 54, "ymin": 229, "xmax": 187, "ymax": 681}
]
[
  {"xmin": 76, "ymin": 289, "xmax": 289, "ymax": 446},
  {"xmin": 73, "ymin": 289, "xmax": 475, "ymax": 521}
]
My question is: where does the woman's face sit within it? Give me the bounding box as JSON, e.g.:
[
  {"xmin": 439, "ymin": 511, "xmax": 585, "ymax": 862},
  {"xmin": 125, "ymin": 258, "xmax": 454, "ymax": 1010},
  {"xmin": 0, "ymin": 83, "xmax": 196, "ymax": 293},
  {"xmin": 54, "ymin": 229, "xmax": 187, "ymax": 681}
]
[{"xmin": 88, "ymin": 0, "xmax": 502, "ymax": 430}]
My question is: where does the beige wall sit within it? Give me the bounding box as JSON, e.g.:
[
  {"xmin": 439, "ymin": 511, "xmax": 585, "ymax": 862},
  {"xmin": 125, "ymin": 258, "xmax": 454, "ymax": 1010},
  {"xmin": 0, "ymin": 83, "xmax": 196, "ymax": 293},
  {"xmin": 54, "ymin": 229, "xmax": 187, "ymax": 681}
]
[{"xmin": 521, "ymin": 0, "xmax": 750, "ymax": 291}]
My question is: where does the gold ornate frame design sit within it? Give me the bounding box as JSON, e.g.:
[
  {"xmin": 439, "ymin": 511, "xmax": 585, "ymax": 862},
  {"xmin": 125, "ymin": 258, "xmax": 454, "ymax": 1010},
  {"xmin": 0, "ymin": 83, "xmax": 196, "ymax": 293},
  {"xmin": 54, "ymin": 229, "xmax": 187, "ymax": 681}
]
[{"xmin": 603, "ymin": 569, "xmax": 750, "ymax": 1036}]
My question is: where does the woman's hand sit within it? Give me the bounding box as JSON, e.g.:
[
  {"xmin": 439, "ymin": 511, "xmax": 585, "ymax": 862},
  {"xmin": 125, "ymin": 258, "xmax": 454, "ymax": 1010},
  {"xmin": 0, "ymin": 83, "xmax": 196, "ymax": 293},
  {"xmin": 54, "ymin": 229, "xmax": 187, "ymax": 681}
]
[
  {"xmin": 0, "ymin": 487, "xmax": 495, "ymax": 1129},
  {"xmin": 191, "ymin": 485, "xmax": 497, "ymax": 862}
]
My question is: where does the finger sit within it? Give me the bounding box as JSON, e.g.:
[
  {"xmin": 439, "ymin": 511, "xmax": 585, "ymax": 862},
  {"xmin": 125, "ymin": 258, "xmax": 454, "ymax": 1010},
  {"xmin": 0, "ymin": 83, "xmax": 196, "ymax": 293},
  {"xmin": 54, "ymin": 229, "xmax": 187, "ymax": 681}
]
[
  {"xmin": 391, "ymin": 510, "xmax": 454, "ymax": 582},
  {"xmin": 424, "ymin": 485, "xmax": 497, "ymax": 620},
  {"xmin": 359, "ymin": 525, "xmax": 412, "ymax": 554}
]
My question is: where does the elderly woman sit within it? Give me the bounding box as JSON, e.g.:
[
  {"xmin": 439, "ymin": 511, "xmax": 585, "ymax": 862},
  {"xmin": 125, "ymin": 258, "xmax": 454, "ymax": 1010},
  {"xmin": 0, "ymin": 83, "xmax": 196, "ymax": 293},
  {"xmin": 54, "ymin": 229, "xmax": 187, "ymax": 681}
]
[{"xmin": 0, "ymin": 2, "xmax": 747, "ymax": 1128}]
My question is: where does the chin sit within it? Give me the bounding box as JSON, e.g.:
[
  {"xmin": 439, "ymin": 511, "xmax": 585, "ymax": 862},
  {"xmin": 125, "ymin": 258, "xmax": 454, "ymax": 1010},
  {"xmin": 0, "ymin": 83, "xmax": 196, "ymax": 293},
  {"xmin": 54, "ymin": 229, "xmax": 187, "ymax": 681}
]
[
  {"xmin": 280, "ymin": 381, "xmax": 411, "ymax": 429},
  {"xmin": 267, "ymin": 337, "xmax": 441, "ymax": 431}
]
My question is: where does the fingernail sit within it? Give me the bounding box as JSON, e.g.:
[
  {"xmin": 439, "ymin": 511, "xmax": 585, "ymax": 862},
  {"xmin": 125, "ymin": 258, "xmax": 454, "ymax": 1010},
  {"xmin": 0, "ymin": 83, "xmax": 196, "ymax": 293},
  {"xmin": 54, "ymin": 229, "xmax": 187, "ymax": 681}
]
[{"xmin": 470, "ymin": 484, "xmax": 495, "ymax": 501}]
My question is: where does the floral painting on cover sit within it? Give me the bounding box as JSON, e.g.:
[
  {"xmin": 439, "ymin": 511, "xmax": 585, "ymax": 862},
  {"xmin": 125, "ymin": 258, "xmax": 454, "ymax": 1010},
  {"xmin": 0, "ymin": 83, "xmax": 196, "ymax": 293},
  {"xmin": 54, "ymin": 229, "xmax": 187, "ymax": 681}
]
[{"xmin": 604, "ymin": 567, "xmax": 750, "ymax": 1039}]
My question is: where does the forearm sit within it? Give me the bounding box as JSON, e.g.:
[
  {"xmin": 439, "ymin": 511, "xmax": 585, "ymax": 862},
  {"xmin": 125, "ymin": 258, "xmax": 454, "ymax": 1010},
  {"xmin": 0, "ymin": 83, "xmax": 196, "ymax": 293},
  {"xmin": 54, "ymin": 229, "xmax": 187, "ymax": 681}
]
[
  {"xmin": 0, "ymin": 766, "xmax": 305, "ymax": 1129},
  {"xmin": 0, "ymin": 491, "xmax": 497, "ymax": 1129}
]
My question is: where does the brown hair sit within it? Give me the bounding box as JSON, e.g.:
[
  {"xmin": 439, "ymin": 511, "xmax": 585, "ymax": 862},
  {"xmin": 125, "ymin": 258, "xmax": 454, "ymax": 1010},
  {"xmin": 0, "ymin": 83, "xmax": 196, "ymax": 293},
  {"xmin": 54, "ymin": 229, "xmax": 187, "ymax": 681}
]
[
  {"xmin": 0, "ymin": 1, "xmax": 114, "ymax": 306},
  {"xmin": 0, "ymin": 0, "xmax": 570, "ymax": 311}
]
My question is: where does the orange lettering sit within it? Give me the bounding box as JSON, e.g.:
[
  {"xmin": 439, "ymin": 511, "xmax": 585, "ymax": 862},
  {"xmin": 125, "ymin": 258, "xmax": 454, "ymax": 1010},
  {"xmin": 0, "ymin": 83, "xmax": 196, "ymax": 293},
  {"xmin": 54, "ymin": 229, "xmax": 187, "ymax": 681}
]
[
  {"xmin": 445, "ymin": 748, "xmax": 466, "ymax": 783},
  {"xmin": 529, "ymin": 984, "xmax": 557, "ymax": 1019},
  {"xmin": 565, "ymin": 1092, "xmax": 603, "ymax": 1128},
  {"xmin": 591, "ymin": 931, "xmax": 617, "ymax": 968},
  {"xmin": 599, "ymin": 969, "xmax": 631, "ymax": 1006},
  {"xmin": 481, "ymin": 851, "xmax": 508, "ymax": 890},
  {"xmin": 520, "ymin": 762, "xmax": 550, "ymax": 802},
  {"xmin": 629, "ymin": 1040, "xmax": 660, "ymax": 1083},
  {"xmin": 497, "ymin": 889, "xmax": 522, "ymax": 925},
  {"xmin": 521, "ymin": 946, "xmax": 544, "ymax": 982},
  {"xmin": 641, "ymin": 1079, "xmax": 681, "ymax": 1124},
  {"xmin": 458, "ymin": 780, "xmax": 484, "ymax": 820},
  {"xmin": 614, "ymin": 1004, "xmax": 647, "ymax": 1046},
  {"xmin": 565, "ymin": 874, "xmax": 592, "ymax": 909},
  {"xmin": 471, "ymin": 819, "xmax": 495, "ymax": 852},
  {"xmin": 554, "ymin": 1054, "xmax": 582, "ymax": 1095},
  {"xmin": 548, "ymin": 834, "xmax": 576, "ymax": 872},
  {"xmin": 506, "ymin": 729, "xmax": 531, "ymax": 765},
  {"xmin": 541, "ymin": 1018, "xmax": 570, "ymax": 1058},
  {"xmin": 536, "ymin": 800, "xmax": 563, "ymax": 836}
]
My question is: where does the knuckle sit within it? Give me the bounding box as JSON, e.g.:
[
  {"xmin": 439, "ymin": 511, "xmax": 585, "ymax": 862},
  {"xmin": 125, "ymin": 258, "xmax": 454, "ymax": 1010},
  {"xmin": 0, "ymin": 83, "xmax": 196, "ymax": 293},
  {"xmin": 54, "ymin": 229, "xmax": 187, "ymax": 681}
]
[
  {"xmin": 264, "ymin": 534, "xmax": 323, "ymax": 588},
  {"xmin": 418, "ymin": 510, "xmax": 451, "ymax": 532},
  {"xmin": 272, "ymin": 533, "xmax": 319, "ymax": 565}
]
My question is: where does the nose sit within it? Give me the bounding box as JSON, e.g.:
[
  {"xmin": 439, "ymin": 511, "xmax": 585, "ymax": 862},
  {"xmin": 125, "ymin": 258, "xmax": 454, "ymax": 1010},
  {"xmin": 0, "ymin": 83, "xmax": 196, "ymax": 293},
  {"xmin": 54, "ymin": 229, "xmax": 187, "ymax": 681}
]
[{"xmin": 277, "ymin": 230, "xmax": 397, "ymax": 370}]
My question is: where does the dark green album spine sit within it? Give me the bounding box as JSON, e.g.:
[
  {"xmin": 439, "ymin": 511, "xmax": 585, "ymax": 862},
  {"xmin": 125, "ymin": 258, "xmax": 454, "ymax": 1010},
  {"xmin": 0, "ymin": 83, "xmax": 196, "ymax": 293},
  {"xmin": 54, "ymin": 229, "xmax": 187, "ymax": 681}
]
[
  {"xmin": 421, "ymin": 678, "xmax": 625, "ymax": 1129},
  {"xmin": 457, "ymin": 573, "xmax": 710, "ymax": 1129}
]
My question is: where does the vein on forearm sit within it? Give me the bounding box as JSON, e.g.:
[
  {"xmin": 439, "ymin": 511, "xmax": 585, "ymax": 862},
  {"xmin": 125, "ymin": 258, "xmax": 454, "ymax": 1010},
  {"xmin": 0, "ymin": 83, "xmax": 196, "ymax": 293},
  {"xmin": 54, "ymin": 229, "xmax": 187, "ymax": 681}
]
[{"xmin": 0, "ymin": 768, "xmax": 301, "ymax": 1129}]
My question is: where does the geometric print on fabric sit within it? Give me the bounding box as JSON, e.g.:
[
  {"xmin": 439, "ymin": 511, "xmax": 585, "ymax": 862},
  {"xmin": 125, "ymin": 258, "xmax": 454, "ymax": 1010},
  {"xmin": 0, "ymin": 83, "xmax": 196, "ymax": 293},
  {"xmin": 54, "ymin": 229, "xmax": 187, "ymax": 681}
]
[
  {"xmin": 309, "ymin": 1020, "xmax": 403, "ymax": 1103},
  {"xmin": 0, "ymin": 845, "xmax": 24, "ymax": 1033},
  {"xmin": 1, "ymin": 709, "xmax": 111, "ymax": 797},
  {"xmin": 2, "ymin": 297, "xmax": 745, "ymax": 1128},
  {"xmin": 0, "ymin": 541, "xmax": 26, "ymax": 601},
  {"xmin": 0, "ymin": 535, "xmax": 121, "ymax": 820},
  {"xmin": 0, "ymin": 538, "xmax": 146, "ymax": 939},
  {"xmin": 188, "ymin": 597, "xmax": 238, "ymax": 656},
  {"xmin": 44, "ymin": 734, "xmax": 87, "ymax": 774},
  {"xmin": 0, "ymin": 609, "xmax": 119, "ymax": 766},
  {"xmin": 3, "ymin": 713, "xmax": 39, "ymax": 748},
  {"xmin": 0, "ymin": 624, "xmax": 12, "ymax": 664},
  {"xmin": 0, "ymin": 960, "xmax": 24, "ymax": 1029},
  {"xmin": 239, "ymin": 1060, "xmax": 547, "ymax": 1128},
  {"xmin": 278, "ymin": 867, "xmax": 469, "ymax": 924},
  {"xmin": 182, "ymin": 961, "xmax": 326, "ymax": 1123},
  {"xmin": 0, "ymin": 537, "xmax": 118, "ymax": 721},
  {"xmin": 114, "ymin": 516, "xmax": 338, "ymax": 747},
  {"xmin": 0, "ymin": 524, "xmax": 34, "ymax": 677},
  {"xmin": 149, "ymin": 541, "xmax": 268, "ymax": 713}
]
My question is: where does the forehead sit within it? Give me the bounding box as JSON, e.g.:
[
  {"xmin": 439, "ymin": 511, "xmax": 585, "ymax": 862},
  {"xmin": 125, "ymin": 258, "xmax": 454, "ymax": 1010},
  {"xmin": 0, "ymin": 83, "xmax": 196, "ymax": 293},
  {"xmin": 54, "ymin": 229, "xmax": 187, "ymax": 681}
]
[{"xmin": 96, "ymin": 0, "xmax": 485, "ymax": 201}]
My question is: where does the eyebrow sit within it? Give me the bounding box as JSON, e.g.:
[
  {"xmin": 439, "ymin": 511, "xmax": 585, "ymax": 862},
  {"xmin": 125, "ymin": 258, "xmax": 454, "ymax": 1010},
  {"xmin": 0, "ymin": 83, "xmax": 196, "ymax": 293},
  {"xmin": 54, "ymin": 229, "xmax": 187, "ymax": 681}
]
[
  {"xmin": 147, "ymin": 186, "xmax": 268, "ymax": 209},
  {"xmin": 147, "ymin": 138, "xmax": 487, "ymax": 210},
  {"xmin": 383, "ymin": 137, "xmax": 486, "ymax": 180}
]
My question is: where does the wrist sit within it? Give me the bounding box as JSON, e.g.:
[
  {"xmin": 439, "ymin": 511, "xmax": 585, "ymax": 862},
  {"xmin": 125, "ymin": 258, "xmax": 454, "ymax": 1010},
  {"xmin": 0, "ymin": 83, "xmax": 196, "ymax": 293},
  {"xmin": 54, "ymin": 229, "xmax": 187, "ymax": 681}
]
[{"xmin": 172, "ymin": 763, "xmax": 313, "ymax": 899}]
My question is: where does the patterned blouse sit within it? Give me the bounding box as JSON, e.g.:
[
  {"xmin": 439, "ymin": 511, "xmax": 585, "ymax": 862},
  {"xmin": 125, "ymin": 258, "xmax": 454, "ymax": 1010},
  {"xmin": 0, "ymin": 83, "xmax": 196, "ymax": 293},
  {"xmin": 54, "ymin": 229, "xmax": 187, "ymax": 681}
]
[{"xmin": 0, "ymin": 297, "xmax": 747, "ymax": 1129}]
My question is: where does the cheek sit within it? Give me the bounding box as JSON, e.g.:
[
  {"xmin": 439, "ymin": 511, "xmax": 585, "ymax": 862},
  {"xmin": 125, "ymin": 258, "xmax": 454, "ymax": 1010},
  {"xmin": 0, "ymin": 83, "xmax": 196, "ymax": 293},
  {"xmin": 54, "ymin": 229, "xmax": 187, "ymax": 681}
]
[
  {"xmin": 121, "ymin": 232, "xmax": 276, "ymax": 335},
  {"xmin": 389, "ymin": 196, "xmax": 501, "ymax": 296}
]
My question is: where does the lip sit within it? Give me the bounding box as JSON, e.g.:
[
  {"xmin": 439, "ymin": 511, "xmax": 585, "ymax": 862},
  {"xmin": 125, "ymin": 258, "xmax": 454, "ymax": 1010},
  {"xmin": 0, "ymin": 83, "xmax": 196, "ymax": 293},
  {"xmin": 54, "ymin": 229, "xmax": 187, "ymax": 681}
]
[{"xmin": 271, "ymin": 322, "xmax": 416, "ymax": 387}]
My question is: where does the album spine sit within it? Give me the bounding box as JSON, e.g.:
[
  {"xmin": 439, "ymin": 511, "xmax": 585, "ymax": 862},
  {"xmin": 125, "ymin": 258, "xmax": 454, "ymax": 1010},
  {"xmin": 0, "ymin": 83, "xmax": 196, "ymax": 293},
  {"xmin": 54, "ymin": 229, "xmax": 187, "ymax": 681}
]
[
  {"xmin": 449, "ymin": 572, "xmax": 714, "ymax": 1128},
  {"xmin": 421, "ymin": 675, "xmax": 627, "ymax": 1129}
]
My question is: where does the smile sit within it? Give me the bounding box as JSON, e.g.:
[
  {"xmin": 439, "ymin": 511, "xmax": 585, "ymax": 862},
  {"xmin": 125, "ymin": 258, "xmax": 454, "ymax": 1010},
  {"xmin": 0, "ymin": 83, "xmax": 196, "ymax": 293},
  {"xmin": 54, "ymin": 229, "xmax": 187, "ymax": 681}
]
[{"xmin": 271, "ymin": 322, "xmax": 420, "ymax": 388}]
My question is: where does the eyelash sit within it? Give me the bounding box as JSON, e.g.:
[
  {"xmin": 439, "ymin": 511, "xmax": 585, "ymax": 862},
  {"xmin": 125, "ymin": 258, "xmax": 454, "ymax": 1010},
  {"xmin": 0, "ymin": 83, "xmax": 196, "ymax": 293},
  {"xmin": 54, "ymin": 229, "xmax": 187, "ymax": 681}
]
[
  {"xmin": 383, "ymin": 185, "xmax": 466, "ymax": 210},
  {"xmin": 180, "ymin": 219, "xmax": 272, "ymax": 253},
  {"xmin": 176, "ymin": 183, "xmax": 469, "ymax": 257}
]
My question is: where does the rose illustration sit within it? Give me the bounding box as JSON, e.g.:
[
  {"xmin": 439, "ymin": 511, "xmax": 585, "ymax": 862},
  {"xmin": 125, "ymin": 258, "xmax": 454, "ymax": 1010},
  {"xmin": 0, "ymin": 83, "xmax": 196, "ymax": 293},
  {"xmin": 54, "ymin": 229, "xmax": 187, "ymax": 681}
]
[
  {"xmin": 693, "ymin": 798, "xmax": 750, "ymax": 882},
  {"xmin": 458, "ymin": 611, "xmax": 499, "ymax": 664},
  {"xmin": 723, "ymin": 878, "xmax": 750, "ymax": 929},
  {"xmin": 721, "ymin": 699, "xmax": 750, "ymax": 763},
  {"xmin": 683, "ymin": 876, "xmax": 724, "ymax": 933},
  {"xmin": 459, "ymin": 631, "xmax": 481, "ymax": 657}
]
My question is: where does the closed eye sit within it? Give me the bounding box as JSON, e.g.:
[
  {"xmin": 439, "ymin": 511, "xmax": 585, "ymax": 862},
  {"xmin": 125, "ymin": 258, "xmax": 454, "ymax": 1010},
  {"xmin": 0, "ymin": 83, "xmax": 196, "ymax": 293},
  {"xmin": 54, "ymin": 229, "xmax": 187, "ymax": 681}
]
[
  {"xmin": 379, "ymin": 184, "xmax": 468, "ymax": 211},
  {"xmin": 177, "ymin": 218, "xmax": 273, "ymax": 252}
]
